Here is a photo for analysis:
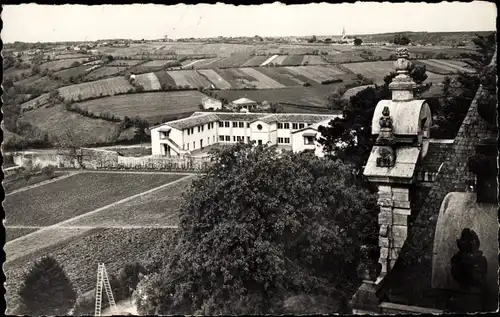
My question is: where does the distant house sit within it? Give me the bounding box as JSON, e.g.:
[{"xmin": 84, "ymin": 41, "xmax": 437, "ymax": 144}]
[
  {"xmin": 229, "ymin": 98, "xmax": 259, "ymax": 111},
  {"xmin": 202, "ymin": 96, "xmax": 223, "ymax": 110},
  {"xmin": 73, "ymin": 46, "xmax": 81, "ymax": 51}
]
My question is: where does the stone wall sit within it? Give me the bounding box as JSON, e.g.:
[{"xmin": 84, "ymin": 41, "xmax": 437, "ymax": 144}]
[{"xmin": 11, "ymin": 149, "xmax": 212, "ymax": 172}]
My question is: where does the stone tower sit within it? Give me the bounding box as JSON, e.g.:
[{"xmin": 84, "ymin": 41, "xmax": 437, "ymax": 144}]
[{"xmin": 351, "ymin": 48, "xmax": 433, "ymax": 313}]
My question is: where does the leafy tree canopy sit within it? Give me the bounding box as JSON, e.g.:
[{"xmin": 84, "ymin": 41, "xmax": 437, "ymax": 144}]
[
  {"xmin": 18, "ymin": 256, "xmax": 77, "ymax": 315},
  {"xmin": 136, "ymin": 143, "xmax": 378, "ymax": 315}
]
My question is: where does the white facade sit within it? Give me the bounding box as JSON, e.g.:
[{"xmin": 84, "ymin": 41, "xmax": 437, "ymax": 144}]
[
  {"xmin": 202, "ymin": 97, "xmax": 223, "ymax": 110},
  {"xmin": 150, "ymin": 112, "xmax": 340, "ymax": 157}
]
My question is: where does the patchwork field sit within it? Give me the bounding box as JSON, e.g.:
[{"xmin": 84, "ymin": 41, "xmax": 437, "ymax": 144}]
[
  {"xmin": 240, "ymin": 55, "xmax": 269, "ymax": 67},
  {"xmin": 58, "ymin": 76, "xmax": 134, "ymax": 101},
  {"xmin": 76, "ymin": 91, "xmax": 207, "ymax": 123},
  {"xmin": 322, "ymin": 52, "xmax": 366, "ymax": 63},
  {"xmin": 417, "ymin": 59, "xmax": 476, "ymax": 75},
  {"xmin": 4, "ymin": 172, "xmax": 186, "ymax": 226},
  {"xmin": 141, "ymin": 60, "xmax": 172, "ymax": 67},
  {"xmin": 55, "ymin": 65, "xmax": 98, "ymax": 80},
  {"xmin": 285, "ymin": 65, "xmax": 347, "ymax": 84},
  {"xmin": 254, "ymin": 67, "xmax": 306, "ymax": 86},
  {"xmin": 16, "ymin": 74, "xmax": 65, "ymax": 92},
  {"xmin": 340, "ymin": 61, "xmax": 396, "ymax": 84},
  {"xmin": 51, "ymin": 53, "xmax": 90, "ymax": 60},
  {"xmin": 84, "ymin": 66, "xmax": 128, "ymax": 80}
]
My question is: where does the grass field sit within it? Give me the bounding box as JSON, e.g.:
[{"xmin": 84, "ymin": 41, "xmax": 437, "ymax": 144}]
[
  {"xmin": 240, "ymin": 55, "xmax": 269, "ymax": 67},
  {"xmin": 340, "ymin": 61, "xmax": 395, "ymax": 84},
  {"xmin": 51, "ymin": 53, "xmax": 90, "ymax": 60},
  {"xmin": 213, "ymin": 84, "xmax": 342, "ymax": 108},
  {"xmin": 141, "ymin": 60, "xmax": 172, "ymax": 67},
  {"xmin": 322, "ymin": 52, "xmax": 366, "ymax": 63},
  {"xmin": 76, "ymin": 91, "xmax": 207, "ymax": 123},
  {"xmin": 135, "ymin": 72, "xmax": 162, "ymax": 90},
  {"xmin": 84, "ymin": 66, "xmax": 128, "ymax": 80},
  {"xmin": 55, "ymin": 65, "xmax": 97, "ymax": 80},
  {"xmin": 6, "ymin": 228, "xmax": 38, "ymax": 242},
  {"xmin": 153, "ymin": 70, "xmax": 178, "ymax": 88},
  {"xmin": 5, "ymin": 228, "xmax": 179, "ymax": 313},
  {"xmin": 4, "ymin": 67, "xmax": 33, "ymax": 79},
  {"xmin": 20, "ymin": 103, "xmax": 133, "ymax": 145},
  {"xmin": 285, "ymin": 65, "xmax": 346, "ymax": 84},
  {"xmin": 66, "ymin": 175, "xmax": 193, "ymax": 227},
  {"xmin": 197, "ymin": 69, "xmax": 232, "ymax": 89},
  {"xmin": 39, "ymin": 58, "xmax": 90, "ymax": 71},
  {"xmin": 107, "ymin": 59, "xmax": 144, "ymax": 66},
  {"xmin": 301, "ymin": 55, "xmax": 329, "ymax": 65},
  {"xmin": 254, "ymin": 67, "xmax": 305, "ymax": 86},
  {"xmin": 418, "ymin": 59, "xmax": 475, "ymax": 74},
  {"xmin": 238, "ymin": 67, "xmax": 286, "ymax": 89},
  {"xmin": 4, "ymin": 172, "xmax": 187, "ymax": 227},
  {"xmin": 16, "ymin": 74, "xmax": 65, "ymax": 92},
  {"xmin": 167, "ymin": 70, "xmax": 212, "ymax": 88},
  {"xmin": 57, "ymin": 76, "xmax": 134, "ymax": 101}
]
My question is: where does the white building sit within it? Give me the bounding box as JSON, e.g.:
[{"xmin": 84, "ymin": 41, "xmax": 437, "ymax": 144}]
[
  {"xmin": 201, "ymin": 96, "xmax": 223, "ymax": 110},
  {"xmin": 229, "ymin": 98, "xmax": 258, "ymax": 111},
  {"xmin": 150, "ymin": 112, "xmax": 341, "ymax": 157}
]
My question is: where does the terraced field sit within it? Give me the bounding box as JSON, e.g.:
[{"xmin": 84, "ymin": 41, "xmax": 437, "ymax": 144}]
[
  {"xmin": 76, "ymin": 91, "xmax": 207, "ymax": 123},
  {"xmin": 4, "ymin": 172, "xmax": 186, "ymax": 226}
]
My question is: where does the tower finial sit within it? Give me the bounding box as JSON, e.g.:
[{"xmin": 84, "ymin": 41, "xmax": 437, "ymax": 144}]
[{"xmin": 389, "ymin": 48, "xmax": 416, "ymax": 101}]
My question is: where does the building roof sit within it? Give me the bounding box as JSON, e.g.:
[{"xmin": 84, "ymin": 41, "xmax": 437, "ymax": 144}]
[
  {"xmin": 232, "ymin": 97, "xmax": 257, "ymax": 105},
  {"xmin": 160, "ymin": 113, "xmax": 220, "ymax": 130},
  {"xmin": 372, "ymin": 99, "xmax": 431, "ymax": 136},
  {"xmin": 419, "ymin": 140, "xmax": 454, "ymax": 173},
  {"xmin": 251, "ymin": 114, "xmax": 279, "ymax": 124}
]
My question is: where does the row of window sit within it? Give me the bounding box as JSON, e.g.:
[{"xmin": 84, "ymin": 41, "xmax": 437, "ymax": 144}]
[
  {"xmin": 277, "ymin": 137, "xmax": 291, "ymax": 144},
  {"xmin": 186, "ymin": 122, "xmax": 216, "ymax": 135},
  {"xmin": 183, "ymin": 135, "xmax": 217, "ymax": 150},
  {"xmin": 219, "ymin": 121, "xmax": 251, "ymax": 128},
  {"xmin": 219, "ymin": 135, "xmax": 251, "ymax": 142},
  {"xmin": 277, "ymin": 123, "xmax": 306, "ymax": 130}
]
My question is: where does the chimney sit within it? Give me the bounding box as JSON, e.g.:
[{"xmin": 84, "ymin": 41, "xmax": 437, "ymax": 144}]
[{"xmin": 468, "ymin": 137, "xmax": 498, "ymax": 204}]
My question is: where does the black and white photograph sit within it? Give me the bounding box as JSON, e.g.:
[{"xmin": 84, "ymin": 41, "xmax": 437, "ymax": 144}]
[{"xmin": 1, "ymin": 2, "xmax": 498, "ymax": 315}]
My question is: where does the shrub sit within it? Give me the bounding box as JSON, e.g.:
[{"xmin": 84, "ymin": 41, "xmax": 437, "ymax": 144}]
[
  {"xmin": 118, "ymin": 263, "xmax": 147, "ymax": 297},
  {"xmin": 18, "ymin": 256, "xmax": 77, "ymax": 315},
  {"xmin": 41, "ymin": 165, "xmax": 56, "ymax": 178}
]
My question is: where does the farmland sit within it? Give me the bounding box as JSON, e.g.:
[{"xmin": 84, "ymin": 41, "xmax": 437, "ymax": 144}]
[
  {"xmin": 166, "ymin": 70, "xmax": 212, "ymax": 88},
  {"xmin": 55, "ymin": 65, "xmax": 97, "ymax": 80},
  {"xmin": 197, "ymin": 69, "xmax": 233, "ymax": 89},
  {"xmin": 84, "ymin": 66, "xmax": 128, "ymax": 80},
  {"xmin": 3, "ymin": 172, "xmax": 187, "ymax": 226},
  {"xmin": 20, "ymin": 104, "xmax": 133, "ymax": 144},
  {"xmin": 417, "ymin": 59, "xmax": 475, "ymax": 74},
  {"xmin": 5, "ymin": 228, "xmax": 179, "ymax": 312},
  {"xmin": 107, "ymin": 59, "xmax": 143, "ymax": 66},
  {"xmin": 76, "ymin": 91, "xmax": 208, "ymax": 123},
  {"xmin": 66, "ymin": 175, "xmax": 193, "ymax": 227},
  {"xmin": 39, "ymin": 58, "xmax": 90, "ymax": 71}
]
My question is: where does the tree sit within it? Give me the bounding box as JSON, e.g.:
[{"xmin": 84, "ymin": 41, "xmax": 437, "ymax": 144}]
[
  {"xmin": 56, "ymin": 128, "xmax": 86, "ymax": 168},
  {"xmin": 460, "ymin": 32, "xmax": 496, "ymax": 71},
  {"xmin": 354, "ymin": 38, "xmax": 363, "ymax": 46},
  {"xmin": 136, "ymin": 144, "xmax": 378, "ymax": 315},
  {"xmin": 393, "ymin": 33, "xmax": 411, "ymax": 45},
  {"xmin": 119, "ymin": 262, "xmax": 147, "ymax": 297},
  {"xmin": 18, "ymin": 256, "xmax": 77, "ymax": 315}
]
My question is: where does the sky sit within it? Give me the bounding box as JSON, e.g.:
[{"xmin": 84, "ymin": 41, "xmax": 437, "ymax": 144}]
[{"xmin": 1, "ymin": 2, "xmax": 497, "ymax": 43}]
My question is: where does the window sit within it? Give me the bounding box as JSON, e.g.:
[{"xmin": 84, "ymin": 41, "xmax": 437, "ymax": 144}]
[
  {"xmin": 247, "ymin": 137, "xmax": 251, "ymax": 143},
  {"xmin": 238, "ymin": 122, "xmax": 244, "ymax": 128},
  {"xmin": 225, "ymin": 121, "xmax": 230, "ymax": 128},
  {"xmin": 200, "ymin": 139, "xmax": 203, "ymax": 148},
  {"xmin": 304, "ymin": 136, "xmax": 315, "ymax": 145},
  {"xmin": 292, "ymin": 123, "xmax": 298, "ymax": 129},
  {"xmin": 191, "ymin": 128, "xmax": 194, "ymax": 134},
  {"xmin": 233, "ymin": 122, "xmax": 238, "ymax": 128},
  {"xmin": 207, "ymin": 137, "xmax": 210, "ymax": 144},
  {"xmin": 258, "ymin": 140, "xmax": 263, "ymax": 145},
  {"xmin": 284, "ymin": 123, "xmax": 290, "ymax": 129},
  {"xmin": 225, "ymin": 136, "xmax": 230, "ymax": 141},
  {"xmin": 187, "ymin": 143, "xmax": 190, "ymax": 150},
  {"xmin": 198, "ymin": 126, "xmax": 200, "ymax": 133},
  {"xmin": 219, "ymin": 122, "xmax": 224, "ymax": 128},
  {"xmin": 201, "ymin": 125, "xmax": 204, "ymax": 132},
  {"xmin": 284, "ymin": 138, "xmax": 290, "ymax": 144},
  {"xmin": 278, "ymin": 137, "xmax": 284, "ymax": 144},
  {"xmin": 213, "ymin": 136, "xmax": 216, "ymax": 143},
  {"xmin": 257, "ymin": 124, "xmax": 263, "ymax": 130},
  {"xmin": 277, "ymin": 123, "xmax": 283, "ymax": 129},
  {"xmin": 233, "ymin": 136, "xmax": 236, "ymax": 142},
  {"xmin": 219, "ymin": 135, "xmax": 225, "ymax": 142},
  {"xmin": 299, "ymin": 123, "xmax": 305, "ymax": 129},
  {"xmin": 247, "ymin": 123, "xmax": 250, "ymax": 128},
  {"xmin": 193, "ymin": 141, "xmax": 196, "ymax": 149},
  {"xmin": 187, "ymin": 129, "xmax": 190, "ymax": 135}
]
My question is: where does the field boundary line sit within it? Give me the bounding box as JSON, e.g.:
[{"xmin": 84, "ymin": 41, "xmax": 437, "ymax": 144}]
[
  {"xmin": 6, "ymin": 225, "xmax": 179, "ymax": 229},
  {"xmin": 5, "ymin": 174, "xmax": 195, "ymax": 246},
  {"xmin": 4, "ymin": 172, "xmax": 81, "ymax": 197},
  {"xmin": 77, "ymin": 170, "xmax": 199, "ymax": 175}
]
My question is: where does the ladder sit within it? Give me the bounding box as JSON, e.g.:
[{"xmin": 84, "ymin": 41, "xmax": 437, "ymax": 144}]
[{"xmin": 94, "ymin": 263, "xmax": 119, "ymax": 316}]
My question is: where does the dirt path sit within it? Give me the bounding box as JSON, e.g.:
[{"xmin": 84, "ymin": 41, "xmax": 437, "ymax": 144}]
[{"xmin": 4, "ymin": 175, "xmax": 194, "ymax": 263}]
